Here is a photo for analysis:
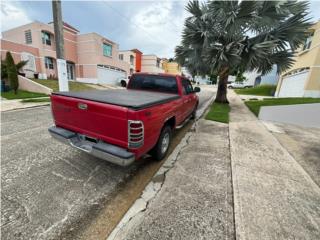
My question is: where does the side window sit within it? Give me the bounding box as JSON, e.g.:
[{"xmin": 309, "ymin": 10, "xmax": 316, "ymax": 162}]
[
  {"xmin": 103, "ymin": 43, "xmax": 112, "ymax": 57},
  {"xmin": 42, "ymin": 32, "xmax": 51, "ymax": 45},
  {"xmin": 25, "ymin": 30, "xmax": 32, "ymax": 44},
  {"xmin": 182, "ymin": 79, "xmax": 193, "ymax": 95}
]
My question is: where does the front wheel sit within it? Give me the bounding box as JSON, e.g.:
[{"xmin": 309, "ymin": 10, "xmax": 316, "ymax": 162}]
[
  {"xmin": 191, "ymin": 104, "xmax": 198, "ymax": 119},
  {"xmin": 151, "ymin": 125, "xmax": 172, "ymax": 161}
]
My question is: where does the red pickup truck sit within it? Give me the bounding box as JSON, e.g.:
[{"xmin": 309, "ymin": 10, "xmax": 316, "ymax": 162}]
[{"xmin": 49, "ymin": 73, "xmax": 200, "ymax": 166}]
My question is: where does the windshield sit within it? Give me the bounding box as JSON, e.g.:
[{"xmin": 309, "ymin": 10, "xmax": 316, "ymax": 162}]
[{"xmin": 128, "ymin": 75, "xmax": 178, "ymax": 94}]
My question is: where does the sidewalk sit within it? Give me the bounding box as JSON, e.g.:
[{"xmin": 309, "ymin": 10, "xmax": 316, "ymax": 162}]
[
  {"xmin": 108, "ymin": 91, "xmax": 320, "ymax": 240},
  {"xmin": 109, "ymin": 119, "xmax": 234, "ymax": 240},
  {"xmin": 0, "ymin": 98, "xmax": 50, "ymax": 112},
  {"xmin": 228, "ymin": 91, "xmax": 320, "ymax": 239}
]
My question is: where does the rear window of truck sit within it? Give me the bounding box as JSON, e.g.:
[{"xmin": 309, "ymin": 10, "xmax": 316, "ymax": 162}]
[{"xmin": 128, "ymin": 75, "xmax": 178, "ymax": 94}]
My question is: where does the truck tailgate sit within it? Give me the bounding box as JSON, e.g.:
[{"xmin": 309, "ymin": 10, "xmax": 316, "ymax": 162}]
[{"xmin": 51, "ymin": 94, "xmax": 128, "ymax": 148}]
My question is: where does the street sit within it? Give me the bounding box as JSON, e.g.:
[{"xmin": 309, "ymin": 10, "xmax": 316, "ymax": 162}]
[{"xmin": 1, "ymin": 86, "xmax": 216, "ymax": 240}]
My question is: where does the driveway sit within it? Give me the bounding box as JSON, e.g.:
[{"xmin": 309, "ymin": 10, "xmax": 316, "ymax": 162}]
[
  {"xmin": 1, "ymin": 86, "xmax": 215, "ymax": 240},
  {"xmin": 268, "ymin": 122, "xmax": 320, "ymax": 187}
]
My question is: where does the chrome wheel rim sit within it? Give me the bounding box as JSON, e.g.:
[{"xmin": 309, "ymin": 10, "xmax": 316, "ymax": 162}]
[{"xmin": 161, "ymin": 133, "xmax": 170, "ymax": 154}]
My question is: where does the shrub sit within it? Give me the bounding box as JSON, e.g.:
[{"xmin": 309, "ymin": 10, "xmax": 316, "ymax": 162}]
[{"xmin": 6, "ymin": 52, "xmax": 19, "ymax": 94}]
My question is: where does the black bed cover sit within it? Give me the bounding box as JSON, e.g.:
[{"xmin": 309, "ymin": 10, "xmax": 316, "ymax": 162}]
[{"xmin": 52, "ymin": 89, "xmax": 180, "ymax": 110}]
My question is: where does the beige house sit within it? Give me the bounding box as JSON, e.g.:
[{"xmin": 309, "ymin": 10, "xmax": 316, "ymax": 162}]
[
  {"xmin": 276, "ymin": 21, "xmax": 320, "ymax": 98},
  {"xmin": 76, "ymin": 33, "xmax": 129, "ymax": 84},
  {"xmin": 162, "ymin": 59, "xmax": 181, "ymax": 74},
  {"xmin": 141, "ymin": 54, "xmax": 164, "ymax": 73},
  {"xmin": 1, "ymin": 21, "xmax": 130, "ymax": 85}
]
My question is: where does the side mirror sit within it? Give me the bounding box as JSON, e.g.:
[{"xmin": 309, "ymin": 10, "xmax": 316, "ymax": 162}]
[{"xmin": 194, "ymin": 87, "xmax": 201, "ymax": 93}]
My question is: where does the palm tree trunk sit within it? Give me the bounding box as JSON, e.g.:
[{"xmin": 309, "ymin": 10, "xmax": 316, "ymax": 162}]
[{"xmin": 215, "ymin": 68, "xmax": 229, "ymax": 104}]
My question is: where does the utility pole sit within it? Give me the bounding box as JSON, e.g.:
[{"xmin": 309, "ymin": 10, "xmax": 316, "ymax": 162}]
[{"xmin": 52, "ymin": 0, "xmax": 69, "ymax": 91}]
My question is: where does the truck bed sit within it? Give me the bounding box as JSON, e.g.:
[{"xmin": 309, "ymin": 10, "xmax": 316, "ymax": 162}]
[{"xmin": 52, "ymin": 89, "xmax": 180, "ymax": 110}]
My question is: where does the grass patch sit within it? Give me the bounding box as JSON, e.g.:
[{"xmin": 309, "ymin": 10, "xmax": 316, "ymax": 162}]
[
  {"xmin": 235, "ymin": 85, "xmax": 276, "ymax": 96},
  {"xmin": 31, "ymin": 79, "xmax": 95, "ymax": 92},
  {"xmin": 21, "ymin": 98, "xmax": 50, "ymax": 103},
  {"xmin": 245, "ymin": 97, "xmax": 320, "ymax": 116},
  {"xmin": 1, "ymin": 90, "xmax": 47, "ymax": 99},
  {"xmin": 205, "ymin": 102, "xmax": 230, "ymax": 123}
]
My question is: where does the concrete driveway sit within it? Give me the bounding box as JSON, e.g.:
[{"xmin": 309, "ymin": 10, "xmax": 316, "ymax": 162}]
[
  {"xmin": 267, "ymin": 122, "xmax": 320, "ymax": 187},
  {"xmin": 1, "ymin": 86, "xmax": 215, "ymax": 240}
]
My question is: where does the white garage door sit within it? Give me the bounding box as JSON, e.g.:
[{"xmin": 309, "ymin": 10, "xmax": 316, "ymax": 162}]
[
  {"xmin": 278, "ymin": 70, "xmax": 309, "ymax": 97},
  {"xmin": 97, "ymin": 66, "xmax": 126, "ymax": 85}
]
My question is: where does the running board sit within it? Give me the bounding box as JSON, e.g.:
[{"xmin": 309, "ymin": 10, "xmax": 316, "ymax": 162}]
[{"xmin": 175, "ymin": 115, "xmax": 192, "ymax": 129}]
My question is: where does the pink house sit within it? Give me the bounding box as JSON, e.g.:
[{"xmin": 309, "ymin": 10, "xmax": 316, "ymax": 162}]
[{"xmin": 1, "ymin": 21, "xmax": 130, "ymax": 84}]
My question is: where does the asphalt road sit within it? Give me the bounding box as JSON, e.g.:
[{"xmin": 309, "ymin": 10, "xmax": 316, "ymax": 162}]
[{"xmin": 1, "ymin": 86, "xmax": 216, "ymax": 240}]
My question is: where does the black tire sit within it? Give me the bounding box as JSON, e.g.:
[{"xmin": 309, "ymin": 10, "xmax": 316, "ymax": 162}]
[
  {"xmin": 121, "ymin": 81, "xmax": 127, "ymax": 87},
  {"xmin": 151, "ymin": 125, "xmax": 172, "ymax": 161},
  {"xmin": 191, "ymin": 104, "xmax": 198, "ymax": 119}
]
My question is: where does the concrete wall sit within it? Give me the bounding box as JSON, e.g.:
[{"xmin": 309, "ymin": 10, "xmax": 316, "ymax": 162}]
[
  {"xmin": 1, "ymin": 39, "xmax": 41, "ymax": 78},
  {"xmin": 2, "ymin": 21, "xmax": 129, "ymax": 83},
  {"xmin": 259, "ymin": 103, "xmax": 320, "ymax": 128},
  {"xmin": 141, "ymin": 55, "xmax": 164, "ymax": 73},
  {"xmin": 76, "ymin": 33, "xmax": 130, "ymax": 83},
  {"xmin": 163, "ymin": 61, "xmax": 181, "ymax": 74},
  {"xmin": 2, "ymin": 21, "xmax": 78, "ymax": 79},
  {"xmin": 119, "ymin": 50, "xmax": 135, "ymax": 73},
  {"xmin": 18, "ymin": 75, "xmax": 52, "ymax": 95}
]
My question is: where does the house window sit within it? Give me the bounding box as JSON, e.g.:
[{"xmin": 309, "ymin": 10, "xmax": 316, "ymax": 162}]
[
  {"xmin": 42, "ymin": 31, "xmax": 51, "ymax": 45},
  {"xmin": 130, "ymin": 55, "xmax": 134, "ymax": 65},
  {"xmin": 45, "ymin": 57, "xmax": 54, "ymax": 69},
  {"xmin": 119, "ymin": 54, "xmax": 124, "ymax": 60},
  {"xmin": 25, "ymin": 30, "xmax": 32, "ymax": 44},
  {"xmin": 103, "ymin": 43, "xmax": 112, "ymax": 57},
  {"xmin": 303, "ymin": 32, "xmax": 314, "ymax": 50}
]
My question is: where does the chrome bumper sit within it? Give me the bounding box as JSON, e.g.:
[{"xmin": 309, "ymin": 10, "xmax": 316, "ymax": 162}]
[{"xmin": 48, "ymin": 126, "xmax": 135, "ymax": 166}]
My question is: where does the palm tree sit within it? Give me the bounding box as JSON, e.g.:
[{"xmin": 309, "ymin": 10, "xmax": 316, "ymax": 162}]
[{"xmin": 175, "ymin": 0, "xmax": 311, "ymax": 103}]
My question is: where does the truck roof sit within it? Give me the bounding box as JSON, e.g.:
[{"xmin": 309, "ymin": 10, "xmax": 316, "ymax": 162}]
[
  {"xmin": 133, "ymin": 72, "xmax": 181, "ymax": 78},
  {"xmin": 52, "ymin": 89, "xmax": 180, "ymax": 110}
]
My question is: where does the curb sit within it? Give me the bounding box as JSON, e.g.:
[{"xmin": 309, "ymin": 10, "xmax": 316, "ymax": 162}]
[{"xmin": 0, "ymin": 103, "xmax": 50, "ymax": 112}]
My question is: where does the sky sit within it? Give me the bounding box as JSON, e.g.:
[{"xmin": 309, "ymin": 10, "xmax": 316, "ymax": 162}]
[{"xmin": 1, "ymin": 0, "xmax": 320, "ymax": 58}]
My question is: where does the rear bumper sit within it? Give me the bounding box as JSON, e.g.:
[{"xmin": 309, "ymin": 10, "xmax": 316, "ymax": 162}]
[{"xmin": 48, "ymin": 126, "xmax": 135, "ymax": 166}]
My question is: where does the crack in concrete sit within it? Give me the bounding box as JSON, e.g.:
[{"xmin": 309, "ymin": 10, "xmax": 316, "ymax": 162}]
[{"xmin": 107, "ymin": 132, "xmax": 193, "ymax": 240}]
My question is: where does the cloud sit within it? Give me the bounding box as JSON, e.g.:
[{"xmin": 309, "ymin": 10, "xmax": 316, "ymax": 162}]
[
  {"xmin": 128, "ymin": 1, "xmax": 188, "ymax": 57},
  {"xmin": 1, "ymin": 1, "xmax": 31, "ymax": 32}
]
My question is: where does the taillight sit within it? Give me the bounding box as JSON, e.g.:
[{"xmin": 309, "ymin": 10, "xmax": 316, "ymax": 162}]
[{"xmin": 128, "ymin": 120, "xmax": 144, "ymax": 148}]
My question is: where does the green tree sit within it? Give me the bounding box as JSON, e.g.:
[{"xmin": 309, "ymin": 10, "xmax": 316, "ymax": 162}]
[
  {"xmin": 1, "ymin": 55, "xmax": 28, "ymax": 80},
  {"xmin": 6, "ymin": 52, "xmax": 19, "ymax": 94},
  {"xmin": 175, "ymin": 0, "xmax": 311, "ymax": 103}
]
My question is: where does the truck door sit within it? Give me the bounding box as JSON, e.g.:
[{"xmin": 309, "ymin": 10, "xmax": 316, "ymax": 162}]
[{"xmin": 181, "ymin": 78, "xmax": 195, "ymax": 118}]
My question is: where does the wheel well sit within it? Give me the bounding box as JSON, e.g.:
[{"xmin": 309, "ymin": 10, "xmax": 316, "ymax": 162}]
[{"xmin": 165, "ymin": 116, "xmax": 176, "ymax": 129}]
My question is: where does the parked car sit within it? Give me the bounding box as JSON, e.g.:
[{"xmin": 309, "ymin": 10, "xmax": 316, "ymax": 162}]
[
  {"xmin": 119, "ymin": 76, "xmax": 130, "ymax": 87},
  {"xmin": 228, "ymin": 82, "xmax": 253, "ymax": 89},
  {"xmin": 49, "ymin": 73, "xmax": 200, "ymax": 166}
]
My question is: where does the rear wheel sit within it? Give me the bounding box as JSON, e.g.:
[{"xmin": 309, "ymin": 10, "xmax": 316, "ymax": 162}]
[
  {"xmin": 151, "ymin": 125, "xmax": 172, "ymax": 161},
  {"xmin": 120, "ymin": 80, "xmax": 127, "ymax": 87}
]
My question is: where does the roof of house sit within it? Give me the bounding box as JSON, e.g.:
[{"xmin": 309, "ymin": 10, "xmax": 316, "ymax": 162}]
[
  {"xmin": 131, "ymin": 49, "xmax": 143, "ymax": 54},
  {"xmin": 47, "ymin": 21, "xmax": 79, "ymax": 33}
]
